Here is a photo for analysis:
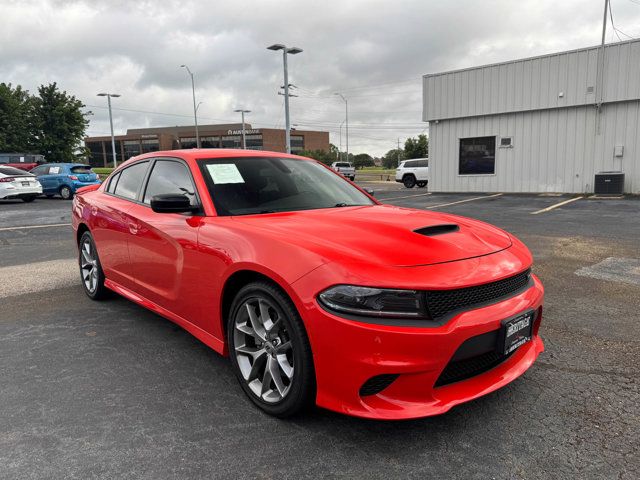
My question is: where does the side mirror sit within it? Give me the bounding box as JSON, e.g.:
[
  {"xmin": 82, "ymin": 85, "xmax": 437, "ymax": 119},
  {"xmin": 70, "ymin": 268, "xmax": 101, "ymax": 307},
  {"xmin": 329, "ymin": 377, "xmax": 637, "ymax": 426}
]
[
  {"xmin": 364, "ymin": 188, "xmax": 375, "ymax": 196},
  {"xmin": 150, "ymin": 194, "xmax": 195, "ymax": 213}
]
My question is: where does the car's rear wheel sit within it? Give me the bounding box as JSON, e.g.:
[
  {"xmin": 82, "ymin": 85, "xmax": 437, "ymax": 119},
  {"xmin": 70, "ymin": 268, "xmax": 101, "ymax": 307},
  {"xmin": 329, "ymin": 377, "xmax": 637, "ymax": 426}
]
[
  {"xmin": 60, "ymin": 185, "xmax": 73, "ymax": 200},
  {"xmin": 228, "ymin": 281, "xmax": 315, "ymax": 417},
  {"xmin": 403, "ymin": 175, "xmax": 416, "ymax": 188},
  {"xmin": 417, "ymin": 181, "xmax": 427, "ymax": 188},
  {"xmin": 79, "ymin": 231, "xmax": 109, "ymax": 300}
]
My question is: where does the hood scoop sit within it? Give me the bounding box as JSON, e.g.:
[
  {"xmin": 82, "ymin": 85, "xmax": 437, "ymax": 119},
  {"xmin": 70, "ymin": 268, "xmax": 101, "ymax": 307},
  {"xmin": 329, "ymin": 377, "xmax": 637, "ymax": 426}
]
[{"xmin": 414, "ymin": 224, "xmax": 460, "ymax": 236}]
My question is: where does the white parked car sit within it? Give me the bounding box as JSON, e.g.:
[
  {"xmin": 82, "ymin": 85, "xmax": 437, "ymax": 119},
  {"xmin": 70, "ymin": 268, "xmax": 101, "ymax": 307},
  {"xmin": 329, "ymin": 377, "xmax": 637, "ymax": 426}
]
[
  {"xmin": 331, "ymin": 162, "xmax": 355, "ymax": 181},
  {"xmin": 0, "ymin": 166, "xmax": 43, "ymax": 202},
  {"xmin": 395, "ymin": 158, "xmax": 429, "ymax": 188}
]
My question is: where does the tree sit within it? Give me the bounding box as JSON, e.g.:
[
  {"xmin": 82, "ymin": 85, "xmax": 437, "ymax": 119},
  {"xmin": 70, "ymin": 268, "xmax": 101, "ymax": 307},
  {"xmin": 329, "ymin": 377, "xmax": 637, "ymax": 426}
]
[
  {"xmin": 404, "ymin": 134, "xmax": 428, "ymax": 159},
  {"xmin": 352, "ymin": 153, "xmax": 374, "ymax": 169},
  {"xmin": 31, "ymin": 83, "xmax": 88, "ymax": 162},
  {"xmin": 0, "ymin": 83, "xmax": 34, "ymax": 152},
  {"xmin": 298, "ymin": 148, "xmax": 335, "ymax": 165},
  {"xmin": 382, "ymin": 148, "xmax": 404, "ymax": 169}
]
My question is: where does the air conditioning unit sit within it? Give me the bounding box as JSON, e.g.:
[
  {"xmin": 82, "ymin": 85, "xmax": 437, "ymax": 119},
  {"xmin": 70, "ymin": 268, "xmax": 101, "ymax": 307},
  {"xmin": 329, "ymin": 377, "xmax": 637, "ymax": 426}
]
[{"xmin": 594, "ymin": 171, "xmax": 624, "ymax": 195}]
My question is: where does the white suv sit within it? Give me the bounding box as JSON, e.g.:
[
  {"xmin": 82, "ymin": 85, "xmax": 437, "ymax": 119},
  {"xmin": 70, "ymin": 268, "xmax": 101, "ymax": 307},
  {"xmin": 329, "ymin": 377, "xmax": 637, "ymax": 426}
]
[{"xmin": 395, "ymin": 158, "xmax": 428, "ymax": 188}]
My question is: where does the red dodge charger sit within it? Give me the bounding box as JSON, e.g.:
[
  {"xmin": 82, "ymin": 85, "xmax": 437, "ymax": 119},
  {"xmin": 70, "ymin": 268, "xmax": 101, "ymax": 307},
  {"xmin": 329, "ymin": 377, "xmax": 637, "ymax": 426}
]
[{"xmin": 72, "ymin": 149, "xmax": 544, "ymax": 419}]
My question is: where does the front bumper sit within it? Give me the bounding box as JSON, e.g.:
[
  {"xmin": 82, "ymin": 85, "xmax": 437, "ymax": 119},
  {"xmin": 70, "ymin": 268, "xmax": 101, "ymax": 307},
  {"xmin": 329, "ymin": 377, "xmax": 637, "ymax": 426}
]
[{"xmin": 293, "ymin": 264, "xmax": 544, "ymax": 420}]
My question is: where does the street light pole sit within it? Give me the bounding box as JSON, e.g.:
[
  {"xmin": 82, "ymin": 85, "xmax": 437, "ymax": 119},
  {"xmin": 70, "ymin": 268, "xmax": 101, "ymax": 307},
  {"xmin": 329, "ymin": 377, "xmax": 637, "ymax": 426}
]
[
  {"xmin": 335, "ymin": 93, "xmax": 348, "ymax": 163},
  {"xmin": 267, "ymin": 44, "xmax": 303, "ymax": 154},
  {"xmin": 234, "ymin": 109, "xmax": 251, "ymax": 149},
  {"xmin": 97, "ymin": 93, "xmax": 121, "ymax": 168},
  {"xmin": 180, "ymin": 64, "xmax": 200, "ymax": 148}
]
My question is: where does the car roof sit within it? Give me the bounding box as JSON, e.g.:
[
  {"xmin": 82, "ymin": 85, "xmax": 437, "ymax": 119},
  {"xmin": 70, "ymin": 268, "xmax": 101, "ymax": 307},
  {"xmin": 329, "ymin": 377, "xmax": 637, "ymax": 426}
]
[{"xmin": 40, "ymin": 163, "xmax": 90, "ymax": 167}]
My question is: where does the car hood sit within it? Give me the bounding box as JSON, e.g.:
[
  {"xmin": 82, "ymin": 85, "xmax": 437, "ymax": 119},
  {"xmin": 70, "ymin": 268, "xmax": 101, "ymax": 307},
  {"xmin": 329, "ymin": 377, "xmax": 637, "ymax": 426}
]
[{"xmin": 234, "ymin": 204, "xmax": 512, "ymax": 267}]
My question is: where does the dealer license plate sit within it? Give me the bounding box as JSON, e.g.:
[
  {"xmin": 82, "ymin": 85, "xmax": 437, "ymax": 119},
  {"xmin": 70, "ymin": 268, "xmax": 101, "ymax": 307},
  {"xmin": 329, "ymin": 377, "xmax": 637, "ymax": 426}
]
[{"xmin": 500, "ymin": 310, "xmax": 534, "ymax": 355}]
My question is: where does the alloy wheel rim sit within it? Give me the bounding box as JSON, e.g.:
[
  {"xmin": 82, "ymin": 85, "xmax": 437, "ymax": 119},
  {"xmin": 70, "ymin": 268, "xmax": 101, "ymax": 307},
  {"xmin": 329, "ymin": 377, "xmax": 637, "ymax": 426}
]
[
  {"xmin": 61, "ymin": 187, "xmax": 71, "ymax": 199},
  {"xmin": 80, "ymin": 239, "xmax": 98, "ymax": 293},
  {"xmin": 233, "ymin": 297, "xmax": 294, "ymax": 403}
]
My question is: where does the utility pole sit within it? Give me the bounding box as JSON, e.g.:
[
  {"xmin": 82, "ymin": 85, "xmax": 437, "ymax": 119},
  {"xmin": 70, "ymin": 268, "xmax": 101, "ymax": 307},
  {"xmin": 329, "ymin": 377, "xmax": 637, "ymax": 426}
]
[
  {"xmin": 595, "ymin": 0, "xmax": 609, "ymax": 134},
  {"xmin": 180, "ymin": 65, "xmax": 200, "ymax": 148},
  {"xmin": 339, "ymin": 120, "xmax": 345, "ymax": 161},
  {"xmin": 234, "ymin": 109, "xmax": 251, "ymax": 149},
  {"xmin": 335, "ymin": 93, "xmax": 349, "ymax": 163},
  {"xmin": 97, "ymin": 93, "xmax": 121, "ymax": 167},
  {"xmin": 267, "ymin": 44, "xmax": 303, "ymax": 153}
]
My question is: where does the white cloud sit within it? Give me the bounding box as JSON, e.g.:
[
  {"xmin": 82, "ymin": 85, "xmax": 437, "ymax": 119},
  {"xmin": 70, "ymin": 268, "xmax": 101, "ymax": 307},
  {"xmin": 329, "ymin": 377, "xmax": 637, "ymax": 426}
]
[{"xmin": 3, "ymin": 0, "xmax": 640, "ymax": 155}]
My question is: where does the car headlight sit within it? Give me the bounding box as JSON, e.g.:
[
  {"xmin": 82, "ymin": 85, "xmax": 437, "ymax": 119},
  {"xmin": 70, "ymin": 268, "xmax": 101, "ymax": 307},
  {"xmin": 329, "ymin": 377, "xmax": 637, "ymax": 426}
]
[{"xmin": 318, "ymin": 285, "xmax": 426, "ymax": 319}]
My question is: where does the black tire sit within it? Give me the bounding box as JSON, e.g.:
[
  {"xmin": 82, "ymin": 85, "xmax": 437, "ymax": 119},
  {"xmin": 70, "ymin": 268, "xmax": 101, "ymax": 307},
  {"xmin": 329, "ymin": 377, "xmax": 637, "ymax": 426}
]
[
  {"xmin": 45, "ymin": 195, "xmax": 54, "ymax": 198},
  {"xmin": 78, "ymin": 231, "xmax": 110, "ymax": 300},
  {"xmin": 60, "ymin": 185, "xmax": 73, "ymax": 200},
  {"xmin": 22, "ymin": 196, "xmax": 36, "ymax": 203},
  {"xmin": 227, "ymin": 281, "xmax": 315, "ymax": 418},
  {"xmin": 417, "ymin": 181, "xmax": 427, "ymax": 188},
  {"xmin": 403, "ymin": 175, "xmax": 416, "ymax": 188}
]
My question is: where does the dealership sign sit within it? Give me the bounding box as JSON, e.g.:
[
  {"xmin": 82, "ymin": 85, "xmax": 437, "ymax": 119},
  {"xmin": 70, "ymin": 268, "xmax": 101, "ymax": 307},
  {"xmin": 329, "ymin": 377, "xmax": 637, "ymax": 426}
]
[{"xmin": 227, "ymin": 129, "xmax": 260, "ymax": 135}]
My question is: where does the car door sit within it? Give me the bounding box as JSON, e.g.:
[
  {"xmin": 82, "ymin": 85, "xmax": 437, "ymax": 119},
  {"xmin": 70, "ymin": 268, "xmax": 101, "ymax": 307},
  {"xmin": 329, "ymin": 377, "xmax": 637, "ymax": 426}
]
[
  {"xmin": 92, "ymin": 161, "xmax": 150, "ymax": 290},
  {"xmin": 416, "ymin": 160, "xmax": 429, "ymax": 181},
  {"xmin": 31, "ymin": 165, "xmax": 53, "ymax": 193},
  {"xmin": 125, "ymin": 158, "xmax": 204, "ymax": 324}
]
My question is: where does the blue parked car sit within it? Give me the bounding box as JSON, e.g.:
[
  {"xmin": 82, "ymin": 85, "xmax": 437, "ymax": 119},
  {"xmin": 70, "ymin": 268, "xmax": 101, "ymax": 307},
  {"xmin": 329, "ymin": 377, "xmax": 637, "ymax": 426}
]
[{"xmin": 30, "ymin": 163, "xmax": 101, "ymax": 200}]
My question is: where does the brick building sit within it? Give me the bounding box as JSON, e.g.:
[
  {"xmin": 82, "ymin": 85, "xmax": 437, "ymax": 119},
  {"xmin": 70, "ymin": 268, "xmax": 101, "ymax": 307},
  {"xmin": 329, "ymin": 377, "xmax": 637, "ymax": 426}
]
[{"xmin": 84, "ymin": 123, "xmax": 330, "ymax": 167}]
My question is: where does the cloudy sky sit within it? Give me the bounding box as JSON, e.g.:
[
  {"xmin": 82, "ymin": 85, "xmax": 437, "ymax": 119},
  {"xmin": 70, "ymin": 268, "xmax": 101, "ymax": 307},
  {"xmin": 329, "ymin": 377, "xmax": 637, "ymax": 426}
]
[{"xmin": 3, "ymin": 0, "xmax": 640, "ymax": 156}]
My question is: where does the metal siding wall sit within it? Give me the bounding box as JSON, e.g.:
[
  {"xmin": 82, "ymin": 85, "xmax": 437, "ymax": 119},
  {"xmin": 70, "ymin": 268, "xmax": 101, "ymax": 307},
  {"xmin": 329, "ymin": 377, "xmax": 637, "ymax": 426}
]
[
  {"xmin": 423, "ymin": 40, "xmax": 640, "ymax": 121},
  {"xmin": 429, "ymin": 101, "xmax": 640, "ymax": 193}
]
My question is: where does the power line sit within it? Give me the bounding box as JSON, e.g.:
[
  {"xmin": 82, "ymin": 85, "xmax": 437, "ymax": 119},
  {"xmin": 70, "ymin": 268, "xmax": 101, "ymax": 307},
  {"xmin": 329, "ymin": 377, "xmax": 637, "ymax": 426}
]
[{"xmin": 609, "ymin": 0, "xmax": 638, "ymax": 39}]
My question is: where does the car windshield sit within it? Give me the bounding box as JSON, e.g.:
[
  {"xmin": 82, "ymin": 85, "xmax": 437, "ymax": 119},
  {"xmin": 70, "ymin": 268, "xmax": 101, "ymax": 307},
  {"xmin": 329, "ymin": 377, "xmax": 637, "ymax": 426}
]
[
  {"xmin": 335, "ymin": 163, "xmax": 351, "ymax": 167},
  {"xmin": 200, "ymin": 157, "xmax": 374, "ymax": 216}
]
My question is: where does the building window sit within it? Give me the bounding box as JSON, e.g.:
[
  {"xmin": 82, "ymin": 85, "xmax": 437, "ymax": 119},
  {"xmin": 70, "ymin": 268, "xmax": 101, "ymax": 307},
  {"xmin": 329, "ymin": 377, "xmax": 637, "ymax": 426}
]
[
  {"xmin": 246, "ymin": 134, "xmax": 263, "ymax": 150},
  {"xmin": 459, "ymin": 136, "xmax": 496, "ymax": 175},
  {"xmin": 86, "ymin": 141, "xmax": 105, "ymax": 167},
  {"xmin": 141, "ymin": 138, "xmax": 159, "ymax": 153},
  {"xmin": 221, "ymin": 135, "xmax": 241, "ymax": 148},
  {"xmin": 201, "ymin": 136, "xmax": 220, "ymax": 148},
  {"xmin": 123, "ymin": 140, "xmax": 141, "ymax": 158},
  {"xmin": 290, "ymin": 135, "xmax": 304, "ymax": 153},
  {"xmin": 180, "ymin": 137, "xmax": 198, "ymax": 149}
]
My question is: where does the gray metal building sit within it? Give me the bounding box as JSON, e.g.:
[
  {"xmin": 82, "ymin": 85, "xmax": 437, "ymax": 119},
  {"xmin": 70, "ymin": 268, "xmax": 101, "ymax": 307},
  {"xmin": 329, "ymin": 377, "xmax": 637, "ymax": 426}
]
[{"xmin": 422, "ymin": 39, "xmax": 640, "ymax": 194}]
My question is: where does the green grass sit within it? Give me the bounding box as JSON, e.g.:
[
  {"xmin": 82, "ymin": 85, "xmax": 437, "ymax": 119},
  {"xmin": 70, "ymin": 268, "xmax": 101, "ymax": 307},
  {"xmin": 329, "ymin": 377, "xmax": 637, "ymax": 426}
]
[
  {"xmin": 358, "ymin": 167, "xmax": 395, "ymax": 175},
  {"xmin": 92, "ymin": 167, "xmax": 114, "ymax": 175}
]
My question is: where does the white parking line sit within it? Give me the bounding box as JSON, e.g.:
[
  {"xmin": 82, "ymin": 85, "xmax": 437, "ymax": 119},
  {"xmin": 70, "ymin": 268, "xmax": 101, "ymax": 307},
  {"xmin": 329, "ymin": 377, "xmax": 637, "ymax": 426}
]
[
  {"xmin": 0, "ymin": 222, "xmax": 71, "ymax": 232},
  {"xmin": 379, "ymin": 192, "xmax": 433, "ymax": 201},
  {"xmin": 424, "ymin": 193, "xmax": 503, "ymax": 209},
  {"xmin": 530, "ymin": 196, "xmax": 583, "ymax": 215}
]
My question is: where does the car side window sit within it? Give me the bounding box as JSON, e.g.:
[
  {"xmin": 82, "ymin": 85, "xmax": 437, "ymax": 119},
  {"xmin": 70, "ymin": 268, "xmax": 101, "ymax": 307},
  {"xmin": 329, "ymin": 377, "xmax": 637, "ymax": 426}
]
[
  {"xmin": 417, "ymin": 160, "xmax": 428, "ymax": 168},
  {"xmin": 107, "ymin": 171, "xmax": 121, "ymax": 194},
  {"xmin": 113, "ymin": 161, "xmax": 149, "ymax": 200},
  {"xmin": 30, "ymin": 166, "xmax": 47, "ymax": 176},
  {"xmin": 143, "ymin": 160, "xmax": 197, "ymax": 205},
  {"xmin": 405, "ymin": 160, "xmax": 416, "ymax": 168}
]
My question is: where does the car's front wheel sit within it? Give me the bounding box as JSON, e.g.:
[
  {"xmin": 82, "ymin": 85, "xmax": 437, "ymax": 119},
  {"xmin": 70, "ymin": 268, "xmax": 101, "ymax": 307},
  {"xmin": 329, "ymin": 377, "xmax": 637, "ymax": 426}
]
[
  {"xmin": 60, "ymin": 185, "xmax": 73, "ymax": 200},
  {"xmin": 79, "ymin": 231, "xmax": 109, "ymax": 300},
  {"xmin": 228, "ymin": 281, "xmax": 315, "ymax": 417}
]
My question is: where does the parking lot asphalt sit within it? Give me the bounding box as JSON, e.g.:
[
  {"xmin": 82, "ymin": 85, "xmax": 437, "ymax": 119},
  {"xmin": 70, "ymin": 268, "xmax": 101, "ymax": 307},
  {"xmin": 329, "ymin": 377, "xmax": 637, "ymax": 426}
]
[{"xmin": 1, "ymin": 190, "xmax": 639, "ymax": 479}]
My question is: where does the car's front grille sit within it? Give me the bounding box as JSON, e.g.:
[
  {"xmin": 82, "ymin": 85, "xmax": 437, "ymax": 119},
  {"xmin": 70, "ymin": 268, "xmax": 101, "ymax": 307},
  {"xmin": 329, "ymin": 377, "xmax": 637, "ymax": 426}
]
[
  {"xmin": 435, "ymin": 349, "xmax": 513, "ymax": 387},
  {"xmin": 425, "ymin": 269, "xmax": 532, "ymax": 321}
]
